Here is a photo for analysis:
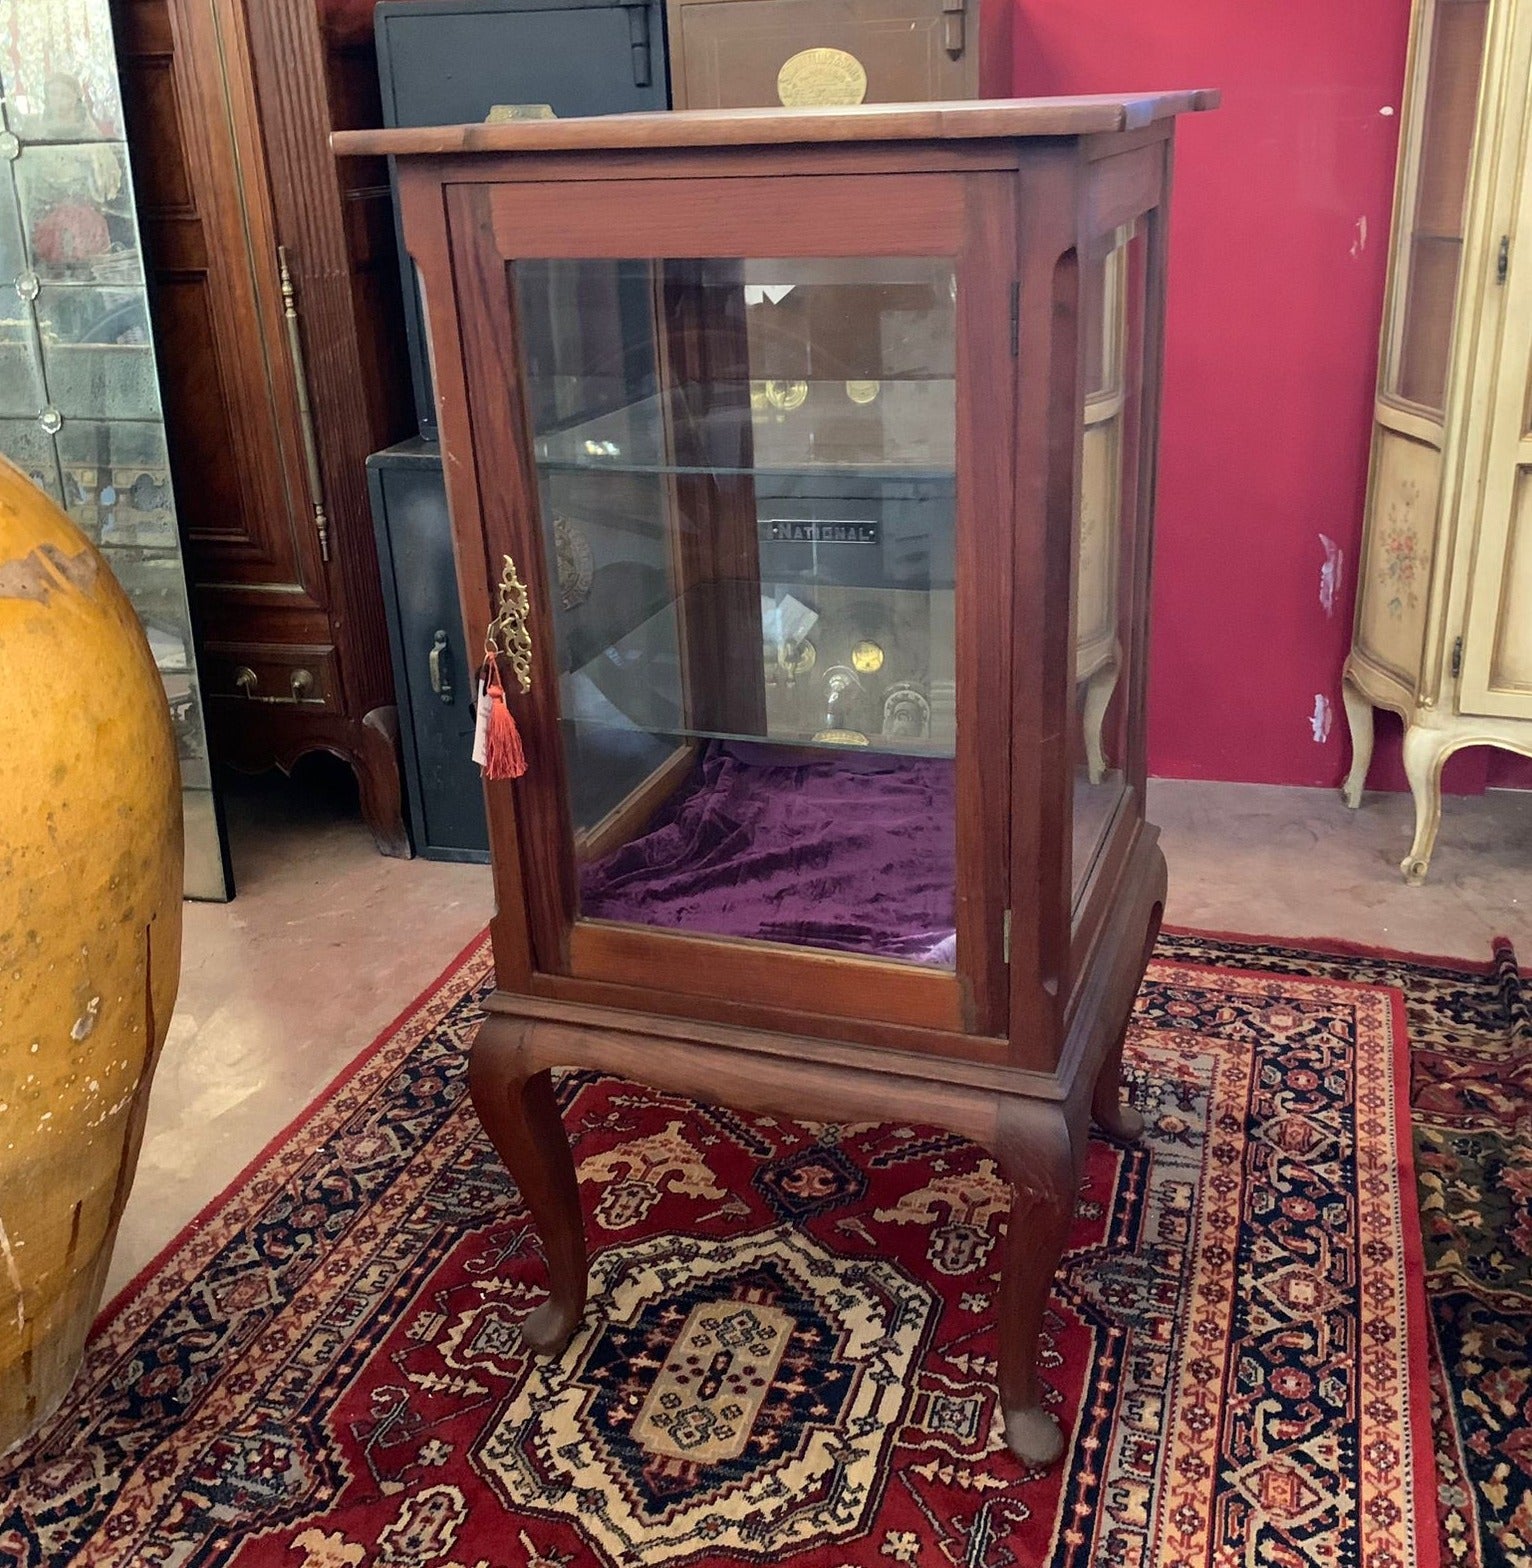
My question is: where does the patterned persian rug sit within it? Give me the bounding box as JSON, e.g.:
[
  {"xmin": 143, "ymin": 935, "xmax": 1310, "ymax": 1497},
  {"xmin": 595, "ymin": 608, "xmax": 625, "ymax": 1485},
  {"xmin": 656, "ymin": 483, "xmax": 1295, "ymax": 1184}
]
[
  {"xmin": 1158, "ymin": 931, "xmax": 1532, "ymax": 1568},
  {"xmin": 0, "ymin": 937, "xmax": 1441, "ymax": 1568}
]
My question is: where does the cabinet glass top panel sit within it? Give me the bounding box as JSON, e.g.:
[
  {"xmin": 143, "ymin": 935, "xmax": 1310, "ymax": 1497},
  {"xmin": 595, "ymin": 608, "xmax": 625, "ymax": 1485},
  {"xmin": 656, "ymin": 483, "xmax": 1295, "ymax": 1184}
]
[{"xmin": 515, "ymin": 256, "xmax": 958, "ymax": 968}]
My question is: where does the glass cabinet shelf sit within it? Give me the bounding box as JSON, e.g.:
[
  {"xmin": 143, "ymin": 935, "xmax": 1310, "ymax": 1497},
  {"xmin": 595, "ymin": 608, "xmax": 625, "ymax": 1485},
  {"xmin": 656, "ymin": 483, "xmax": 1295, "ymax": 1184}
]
[{"xmin": 532, "ymin": 379, "xmax": 957, "ymax": 476}]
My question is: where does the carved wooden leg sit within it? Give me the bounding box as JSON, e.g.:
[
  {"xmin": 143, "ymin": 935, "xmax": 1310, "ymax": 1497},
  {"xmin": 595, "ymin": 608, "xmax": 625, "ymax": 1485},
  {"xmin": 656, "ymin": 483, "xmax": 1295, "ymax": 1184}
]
[
  {"xmin": 467, "ymin": 1018, "xmax": 588, "ymax": 1352},
  {"xmin": 1092, "ymin": 899, "xmax": 1162, "ymax": 1145},
  {"xmin": 356, "ymin": 705, "xmax": 411, "ymax": 859},
  {"xmin": 1400, "ymin": 722, "xmax": 1453, "ymax": 886},
  {"xmin": 994, "ymin": 1103, "xmax": 1079, "ymax": 1466},
  {"xmin": 1340, "ymin": 677, "xmax": 1375, "ymax": 810},
  {"xmin": 1081, "ymin": 650, "xmax": 1121, "ymax": 786}
]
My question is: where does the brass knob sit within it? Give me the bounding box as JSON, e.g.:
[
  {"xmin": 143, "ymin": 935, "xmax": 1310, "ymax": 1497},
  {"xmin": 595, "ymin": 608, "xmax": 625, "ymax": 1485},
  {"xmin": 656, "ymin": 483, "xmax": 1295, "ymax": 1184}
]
[
  {"xmin": 290, "ymin": 668, "xmax": 314, "ymax": 702},
  {"xmin": 234, "ymin": 666, "xmax": 258, "ymax": 698}
]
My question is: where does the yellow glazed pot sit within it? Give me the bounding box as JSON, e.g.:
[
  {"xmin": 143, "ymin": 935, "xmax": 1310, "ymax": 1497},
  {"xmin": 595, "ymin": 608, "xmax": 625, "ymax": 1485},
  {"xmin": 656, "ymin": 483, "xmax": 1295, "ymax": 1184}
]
[{"xmin": 0, "ymin": 456, "xmax": 182, "ymax": 1453}]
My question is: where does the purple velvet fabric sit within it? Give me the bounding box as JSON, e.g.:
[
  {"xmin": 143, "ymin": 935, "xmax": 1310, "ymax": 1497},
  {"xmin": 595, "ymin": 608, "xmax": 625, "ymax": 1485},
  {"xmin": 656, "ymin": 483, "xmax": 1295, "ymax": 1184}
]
[{"xmin": 580, "ymin": 742, "xmax": 956, "ymax": 964}]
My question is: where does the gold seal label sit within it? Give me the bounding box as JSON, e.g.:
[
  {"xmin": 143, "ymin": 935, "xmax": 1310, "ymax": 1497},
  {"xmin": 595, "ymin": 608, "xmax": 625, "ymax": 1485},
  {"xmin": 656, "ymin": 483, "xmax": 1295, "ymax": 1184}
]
[
  {"xmin": 776, "ymin": 47, "xmax": 869, "ymax": 107},
  {"xmin": 486, "ymin": 103, "xmax": 556, "ymax": 122}
]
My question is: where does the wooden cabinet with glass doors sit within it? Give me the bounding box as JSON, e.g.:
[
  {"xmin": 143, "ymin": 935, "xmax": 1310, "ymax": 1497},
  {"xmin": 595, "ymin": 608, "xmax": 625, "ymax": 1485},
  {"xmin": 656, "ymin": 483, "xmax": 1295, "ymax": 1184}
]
[
  {"xmin": 1342, "ymin": 0, "xmax": 1532, "ymax": 881},
  {"xmin": 337, "ymin": 92, "xmax": 1216, "ymax": 1465}
]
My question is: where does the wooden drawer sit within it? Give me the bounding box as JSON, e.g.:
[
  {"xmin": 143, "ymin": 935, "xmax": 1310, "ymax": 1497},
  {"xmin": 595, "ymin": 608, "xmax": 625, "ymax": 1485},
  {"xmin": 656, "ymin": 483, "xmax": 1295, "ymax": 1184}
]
[{"xmin": 203, "ymin": 643, "xmax": 340, "ymax": 709}]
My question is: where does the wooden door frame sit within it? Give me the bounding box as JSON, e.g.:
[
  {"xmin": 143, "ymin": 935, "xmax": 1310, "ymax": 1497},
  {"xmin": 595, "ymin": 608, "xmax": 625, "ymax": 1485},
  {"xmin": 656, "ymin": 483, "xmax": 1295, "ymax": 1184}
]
[{"xmin": 403, "ymin": 157, "xmax": 1015, "ymax": 1039}]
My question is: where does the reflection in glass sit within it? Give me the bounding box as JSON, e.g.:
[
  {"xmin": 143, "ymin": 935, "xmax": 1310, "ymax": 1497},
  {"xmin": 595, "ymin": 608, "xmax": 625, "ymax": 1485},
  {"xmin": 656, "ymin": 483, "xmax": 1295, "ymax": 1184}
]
[
  {"xmin": 58, "ymin": 419, "xmax": 177, "ymax": 546},
  {"xmin": 515, "ymin": 256, "xmax": 958, "ymax": 965},
  {"xmin": 164, "ymin": 671, "xmax": 212, "ymax": 789},
  {"xmin": 1072, "ymin": 229, "xmax": 1143, "ymax": 903},
  {"xmin": 15, "ymin": 140, "xmax": 138, "ymax": 281},
  {"xmin": 0, "ymin": 417, "xmax": 60, "ymax": 500},
  {"xmin": 97, "ymin": 545, "xmax": 194, "ymax": 671},
  {"xmin": 36, "ymin": 284, "xmax": 159, "ymax": 417},
  {"xmin": 0, "ymin": 0, "xmax": 126, "ymax": 142}
]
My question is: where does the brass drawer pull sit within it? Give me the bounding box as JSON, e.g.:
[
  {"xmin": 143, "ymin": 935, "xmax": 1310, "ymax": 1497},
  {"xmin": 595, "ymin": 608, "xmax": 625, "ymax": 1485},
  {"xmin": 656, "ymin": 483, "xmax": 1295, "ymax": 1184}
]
[{"xmin": 230, "ymin": 663, "xmax": 320, "ymax": 704}]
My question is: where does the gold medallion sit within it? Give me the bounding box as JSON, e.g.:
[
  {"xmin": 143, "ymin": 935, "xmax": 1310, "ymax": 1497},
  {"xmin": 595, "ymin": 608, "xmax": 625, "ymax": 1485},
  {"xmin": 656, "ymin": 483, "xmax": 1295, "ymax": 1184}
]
[
  {"xmin": 764, "ymin": 379, "xmax": 809, "ymax": 412},
  {"xmin": 811, "ymin": 728, "xmax": 870, "ymax": 746},
  {"xmin": 779, "ymin": 639, "xmax": 817, "ymax": 678},
  {"xmin": 776, "ymin": 47, "xmax": 869, "ymax": 107},
  {"xmin": 845, "ymin": 379, "xmax": 881, "ymax": 405},
  {"xmin": 851, "ymin": 638, "xmax": 885, "ymax": 674}
]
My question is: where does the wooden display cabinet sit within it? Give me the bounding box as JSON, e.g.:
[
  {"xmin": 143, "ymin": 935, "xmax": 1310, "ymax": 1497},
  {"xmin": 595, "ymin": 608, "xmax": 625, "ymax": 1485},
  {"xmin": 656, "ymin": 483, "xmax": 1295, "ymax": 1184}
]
[{"xmin": 336, "ymin": 92, "xmax": 1216, "ymax": 1464}]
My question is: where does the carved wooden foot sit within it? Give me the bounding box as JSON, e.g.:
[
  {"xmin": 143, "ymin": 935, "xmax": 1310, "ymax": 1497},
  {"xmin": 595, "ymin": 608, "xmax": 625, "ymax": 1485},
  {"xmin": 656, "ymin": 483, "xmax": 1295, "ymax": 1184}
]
[
  {"xmin": 1340, "ymin": 676, "xmax": 1375, "ymax": 810},
  {"xmin": 995, "ymin": 1104, "xmax": 1078, "ymax": 1466},
  {"xmin": 467, "ymin": 1019, "xmax": 588, "ymax": 1353},
  {"xmin": 1091, "ymin": 1034, "xmax": 1145, "ymax": 1145},
  {"xmin": 1400, "ymin": 722, "xmax": 1454, "ymax": 885},
  {"xmin": 356, "ymin": 705, "xmax": 411, "ymax": 858}
]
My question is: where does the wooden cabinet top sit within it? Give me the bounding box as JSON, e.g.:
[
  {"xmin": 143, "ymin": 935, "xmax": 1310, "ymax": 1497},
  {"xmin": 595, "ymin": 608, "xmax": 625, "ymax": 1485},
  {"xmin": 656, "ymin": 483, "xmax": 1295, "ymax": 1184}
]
[{"xmin": 332, "ymin": 93, "xmax": 1219, "ymax": 158}]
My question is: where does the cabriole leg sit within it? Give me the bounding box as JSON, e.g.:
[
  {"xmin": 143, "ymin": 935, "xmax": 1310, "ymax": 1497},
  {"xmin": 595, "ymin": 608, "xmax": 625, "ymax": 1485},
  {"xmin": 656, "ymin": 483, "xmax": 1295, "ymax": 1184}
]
[
  {"xmin": 1081, "ymin": 652, "xmax": 1121, "ymax": 786},
  {"xmin": 994, "ymin": 1103, "xmax": 1079, "ymax": 1466},
  {"xmin": 1400, "ymin": 723, "xmax": 1453, "ymax": 886},
  {"xmin": 1340, "ymin": 677, "xmax": 1375, "ymax": 810},
  {"xmin": 468, "ymin": 1018, "xmax": 588, "ymax": 1352}
]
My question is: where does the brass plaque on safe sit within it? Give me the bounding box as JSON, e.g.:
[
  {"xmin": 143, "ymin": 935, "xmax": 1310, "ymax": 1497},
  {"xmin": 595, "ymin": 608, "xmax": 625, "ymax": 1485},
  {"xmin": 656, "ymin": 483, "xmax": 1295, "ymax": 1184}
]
[{"xmin": 776, "ymin": 47, "xmax": 869, "ymax": 106}]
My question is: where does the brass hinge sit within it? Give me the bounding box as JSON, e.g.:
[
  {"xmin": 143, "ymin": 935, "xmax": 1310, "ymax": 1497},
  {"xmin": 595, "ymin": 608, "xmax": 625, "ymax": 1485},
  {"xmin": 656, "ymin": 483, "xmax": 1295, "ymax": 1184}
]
[
  {"xmin": 1497, "ymin": 235, "xmax": 1510, "ymax": 285},
  {"xmin": 1003, "ymin": 908, "xmax": 1012, "ymax": 964},
  {"xmin": 1009, "ymin": 280, "xmax": 1019, "ymax": 357},
  {"xmin": 278, "ymin": 245, "xmax": 331, "ymax": 565},
  {"xmin": 1451, "ymin": 635, "xmax": 1463, "ymax": 678}
]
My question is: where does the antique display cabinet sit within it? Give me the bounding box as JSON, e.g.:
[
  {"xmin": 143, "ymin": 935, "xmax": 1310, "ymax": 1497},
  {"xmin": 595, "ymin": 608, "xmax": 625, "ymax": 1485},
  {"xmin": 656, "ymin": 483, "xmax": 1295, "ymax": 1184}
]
[
  {"xmin": 1342, "ymin": 0, "xmax": 1532, "ymax": 881},
  {"xmin": 335, "ymin": 92, "xmax": 1216, "ymax": 1464}
]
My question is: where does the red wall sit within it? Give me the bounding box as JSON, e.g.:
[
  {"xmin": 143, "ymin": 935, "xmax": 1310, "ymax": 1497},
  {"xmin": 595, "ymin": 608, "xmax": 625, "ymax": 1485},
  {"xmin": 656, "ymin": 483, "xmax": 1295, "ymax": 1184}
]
[{"xmin": 1013, "ymin": 0, "xmax": 1430, "ymax": 788}]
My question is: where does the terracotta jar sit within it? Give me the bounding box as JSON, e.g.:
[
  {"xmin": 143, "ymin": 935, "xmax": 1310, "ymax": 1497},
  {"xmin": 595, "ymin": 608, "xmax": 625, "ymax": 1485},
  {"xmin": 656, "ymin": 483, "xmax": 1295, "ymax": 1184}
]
[{"xmin": 0, "ymin": 457, "xmax": 182, "ymax": 1453}]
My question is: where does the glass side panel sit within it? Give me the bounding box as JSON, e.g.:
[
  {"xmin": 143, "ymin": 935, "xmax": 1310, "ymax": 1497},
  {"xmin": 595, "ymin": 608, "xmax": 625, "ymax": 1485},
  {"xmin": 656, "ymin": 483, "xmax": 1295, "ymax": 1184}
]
[
  {"xmin": 0, "ymin": 0, "xmax": 229, "ymax": 898},
  {"xmin": 514, "ymin": 256, "xmax": 959, "ymax": 967},
  {"xmin": 1072, "ymin": 230, "xmax": 1145, "ymax": 904},
  {"xmin": 1389, "ymin": 0, "xmax": 1489, "ymax": 412}
]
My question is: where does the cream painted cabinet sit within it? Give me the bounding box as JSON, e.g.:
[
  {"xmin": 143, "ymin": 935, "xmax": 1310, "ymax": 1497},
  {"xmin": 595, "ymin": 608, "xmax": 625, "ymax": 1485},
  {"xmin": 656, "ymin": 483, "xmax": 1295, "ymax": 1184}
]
[{"xmin": 1343, "ymin": 0, "xmax": 1532, "ymax": 881}]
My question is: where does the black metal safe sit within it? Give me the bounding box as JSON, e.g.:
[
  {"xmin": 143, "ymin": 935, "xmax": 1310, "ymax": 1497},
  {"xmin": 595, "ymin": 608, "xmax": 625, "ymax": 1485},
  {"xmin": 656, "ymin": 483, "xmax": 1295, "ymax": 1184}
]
[
  {"xmin": 368, "ymin": 440, "xmax": 490, "ymax": 862},
  {"xmin": 375, "ymin": 0, "xmax": 671, "ymax": 439}
]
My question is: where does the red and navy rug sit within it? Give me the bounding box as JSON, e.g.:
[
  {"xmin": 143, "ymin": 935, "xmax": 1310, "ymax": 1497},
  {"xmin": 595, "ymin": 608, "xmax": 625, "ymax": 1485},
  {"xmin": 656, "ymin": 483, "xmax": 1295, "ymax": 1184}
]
[
  {"xmin": 0, "ymin": 937, "xmax": 1438, "ymax": 1568},
  {"xmin": 1158, "ymin": 929, "xmax": 1531, "ymax": 1568}
]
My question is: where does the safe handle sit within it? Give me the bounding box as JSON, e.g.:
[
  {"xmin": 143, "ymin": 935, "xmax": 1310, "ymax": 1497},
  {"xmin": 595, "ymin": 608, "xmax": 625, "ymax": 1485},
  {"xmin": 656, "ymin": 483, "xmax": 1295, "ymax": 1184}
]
[
  {"xmin": 621, "ymin": 0, "xmax": 653, "ymax": 87},
  {"xmin": 429, "ymin": 629, "xmax": 454, "ymax": 704}
]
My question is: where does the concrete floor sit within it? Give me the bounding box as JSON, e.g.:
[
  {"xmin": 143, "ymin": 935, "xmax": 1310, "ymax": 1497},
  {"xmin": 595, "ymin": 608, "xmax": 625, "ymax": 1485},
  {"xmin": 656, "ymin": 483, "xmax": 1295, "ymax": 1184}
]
[{"xmin": 103, "ymin": 770, "xmax": 1532, "ymax": 1303}]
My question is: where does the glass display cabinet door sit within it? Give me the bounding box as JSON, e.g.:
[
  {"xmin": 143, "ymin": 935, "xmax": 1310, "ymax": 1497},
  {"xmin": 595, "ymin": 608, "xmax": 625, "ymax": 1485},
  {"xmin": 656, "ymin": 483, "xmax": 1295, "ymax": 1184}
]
[{"xmin": 450, "ymin": 173, "xmax": 1015, "ymax": 1035}]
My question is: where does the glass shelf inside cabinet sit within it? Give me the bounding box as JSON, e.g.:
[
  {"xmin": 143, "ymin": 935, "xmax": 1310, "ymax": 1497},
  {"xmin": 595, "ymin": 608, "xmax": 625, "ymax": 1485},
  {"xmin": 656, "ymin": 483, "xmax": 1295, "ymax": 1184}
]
[{"xmin": 533, "ymin": 379, "xmax": 956, "ymax": 478}]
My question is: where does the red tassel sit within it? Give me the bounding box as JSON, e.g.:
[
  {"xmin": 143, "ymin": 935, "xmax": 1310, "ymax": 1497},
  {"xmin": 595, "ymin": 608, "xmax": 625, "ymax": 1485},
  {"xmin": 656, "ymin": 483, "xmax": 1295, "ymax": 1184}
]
[{"xmin": 482, "ymin": 656, "xmax": 527, "ymax": 780}]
